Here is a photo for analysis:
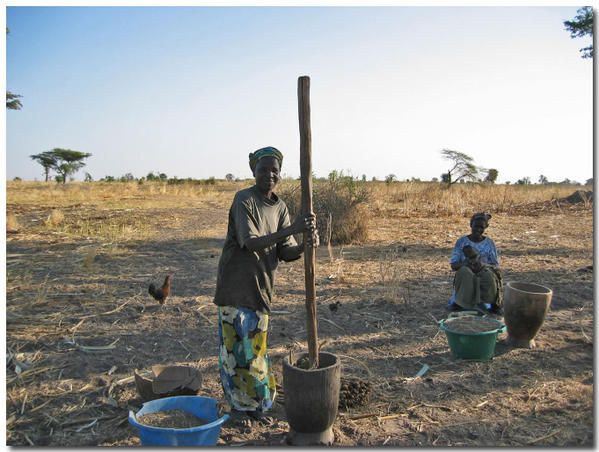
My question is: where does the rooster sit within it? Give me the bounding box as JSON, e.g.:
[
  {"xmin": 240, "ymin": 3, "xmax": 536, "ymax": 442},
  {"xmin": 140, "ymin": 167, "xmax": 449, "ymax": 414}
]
[{"xmin": 149, "ymin": 274, "xmax": 172, "ymax": 305}]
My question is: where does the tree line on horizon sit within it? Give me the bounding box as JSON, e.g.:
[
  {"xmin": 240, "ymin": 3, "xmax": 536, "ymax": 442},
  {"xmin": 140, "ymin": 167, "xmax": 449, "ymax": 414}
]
[{"xmin": 24, "ymin": 147, "xmax": 591, "ymax": 187}]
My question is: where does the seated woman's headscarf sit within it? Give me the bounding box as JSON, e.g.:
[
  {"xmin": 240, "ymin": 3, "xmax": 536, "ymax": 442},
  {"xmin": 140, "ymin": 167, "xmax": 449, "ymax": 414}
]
[
  {"xmin": 249, "ymin": 146, "xmax": 284, "ymax": 172},
  {"xmin": 470, "ymin": 212, "xmax": 492, "ymax": 227}
]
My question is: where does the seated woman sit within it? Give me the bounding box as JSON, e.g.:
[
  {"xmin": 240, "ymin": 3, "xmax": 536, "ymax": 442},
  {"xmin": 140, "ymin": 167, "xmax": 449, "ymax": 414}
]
[{"xmin": 447, "ymin": 212, "xmax": 503, "ymax": 314}]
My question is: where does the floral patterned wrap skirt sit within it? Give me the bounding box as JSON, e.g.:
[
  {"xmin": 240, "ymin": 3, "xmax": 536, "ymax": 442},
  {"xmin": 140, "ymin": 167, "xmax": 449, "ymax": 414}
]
[{"xmin": 217, "ymin": 306, "xmax": 276, "ymax": 412}]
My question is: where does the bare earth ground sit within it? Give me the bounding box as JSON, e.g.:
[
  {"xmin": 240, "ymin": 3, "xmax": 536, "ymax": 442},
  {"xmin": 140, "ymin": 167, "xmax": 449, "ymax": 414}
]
[{"xmin": 6, "ymin": 188, "xmax": 593, "ymax": 447}]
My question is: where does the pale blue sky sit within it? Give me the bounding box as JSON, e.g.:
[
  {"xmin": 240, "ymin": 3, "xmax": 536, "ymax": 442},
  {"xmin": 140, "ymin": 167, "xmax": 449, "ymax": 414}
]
[{"xmin": 6, "ymin": 5, "xmax": 593, "ymax": 183}]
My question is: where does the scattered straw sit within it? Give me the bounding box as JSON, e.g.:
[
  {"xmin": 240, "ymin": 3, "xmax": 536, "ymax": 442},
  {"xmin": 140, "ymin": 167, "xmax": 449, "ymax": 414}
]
[{"xmin": 528, "ymin": 429, "xmax": 562, "ymax": 444}]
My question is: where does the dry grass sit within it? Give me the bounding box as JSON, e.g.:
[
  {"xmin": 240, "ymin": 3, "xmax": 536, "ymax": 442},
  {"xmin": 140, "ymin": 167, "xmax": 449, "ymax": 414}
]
[
  {"xmin": 8, "ymin": 180, "xmax": 584, "ymax": 217},
  {"xmin": 6, "ymin": 180, "xmax": 586, "ymax": 245},
  {"xmin": 6, "ymin": 180, "xmax": 247, "ymax": 242},
  {"xmin": 7, "ymin": 212, "xmax": 21, "ymax": 232},
  {"xmin": 376, "ymin": 245, "xmax": 411, "ymax": 305},
  {"xmin": 61, "ymin": 214, "xmax": 153, "ymax": 242},
  {"xmin": 278, "ymin": 179, "xmax": 585, "ymax": 244},
  {"xmin": 80, "ymin": 245, "xmax": 101, "ymax": 272},
  {"xmin": 44, "ymin": 209, "xmax": 65, "ymax": 227},
  {"xmin": 6, "ymin": 180, "xmax": 243, "ymax": 210},
  {"xmin": 369, "ymin": 181, "xmax": 586, "ymax": 217}
]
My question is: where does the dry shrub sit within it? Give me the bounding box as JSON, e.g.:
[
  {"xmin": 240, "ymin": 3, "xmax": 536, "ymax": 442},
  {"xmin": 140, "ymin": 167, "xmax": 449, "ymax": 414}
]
[
  {"xmin": 279, "ymin": 175, "xmax": 371, "ymax": 245},
  {"xmin": 45, "ymin": 209, "xmax": 65, "ymax": 227},
  {"xmin": 6, "ymin": 213, "xmax": 20, "ymax": 233},
  {"xmin": 81, "ymin": 245, "xmax": 100, "ymax": 271}
]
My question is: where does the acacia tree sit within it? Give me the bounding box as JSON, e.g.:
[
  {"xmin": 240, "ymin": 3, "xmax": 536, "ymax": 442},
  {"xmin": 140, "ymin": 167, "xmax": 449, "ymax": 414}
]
[
  {"xmin": 51, "ymin": 149, "xmax": 92, "ymax": 184},
  {"xmin": 6, "ymin": 29, "xmax": 23, "ymax": 110},
  {"xmin": 440, "ymin": 149, "xmax": 481, "ymax": 186},
  {"xmin": 6, "ymin": 91, "xmax": 22, "ymax": 110},
  {"xmin": 484, "ymin": 168, "xmax": 499, "ymax": 184},
  {"xmin": 31, "ymin": 148, "xmax": 91, "ymax": 184},
  {"xmin": 564, "ymin": 6, "xmax": 593, "ymax": 59},
  {"xmin": 385, "ymin": 174, "xmax": 397, "ymax": 184},
  {"xmin": 30, "ymin": 151, "xmax": 57, "ymax": 182}
]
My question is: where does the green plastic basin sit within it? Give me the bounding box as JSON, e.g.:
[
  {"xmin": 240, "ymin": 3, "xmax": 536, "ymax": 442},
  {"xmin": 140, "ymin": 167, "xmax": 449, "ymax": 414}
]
[{"xmin": 439, "ymin": 316, "xmax": 506, "ymax": 361}]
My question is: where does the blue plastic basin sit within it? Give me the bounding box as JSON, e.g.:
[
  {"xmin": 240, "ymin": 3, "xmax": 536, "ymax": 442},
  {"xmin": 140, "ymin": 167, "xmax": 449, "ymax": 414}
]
[{"xmin": 128, "ymin": 396, "xmax": 229, "ymax": 446}]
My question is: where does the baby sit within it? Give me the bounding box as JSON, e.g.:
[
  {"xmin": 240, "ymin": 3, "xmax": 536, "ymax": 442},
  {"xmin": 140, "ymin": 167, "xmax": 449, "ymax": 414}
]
[{"xmin": 463, "ymin": 245, "xmax": 484, "ymax": 273}]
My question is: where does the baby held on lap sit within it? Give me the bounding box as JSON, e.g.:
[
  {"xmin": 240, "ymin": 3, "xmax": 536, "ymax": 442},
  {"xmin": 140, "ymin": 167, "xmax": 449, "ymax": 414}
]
[{"xmin": 463, "ymin": 245, "xmax": 486, "ymax": 272}]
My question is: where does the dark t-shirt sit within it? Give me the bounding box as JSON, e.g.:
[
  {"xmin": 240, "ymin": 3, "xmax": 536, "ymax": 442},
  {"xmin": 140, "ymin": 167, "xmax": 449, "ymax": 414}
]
[{"xmin": 213, "ymin": 186, "xmax": 297, "ymax": 312}]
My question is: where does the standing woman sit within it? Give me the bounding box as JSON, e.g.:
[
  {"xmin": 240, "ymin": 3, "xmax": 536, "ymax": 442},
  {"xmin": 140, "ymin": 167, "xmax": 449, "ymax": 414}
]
[
  {"xmin": 447, "ymin": 212, "xmax": 503, "ymax": 314},
  {"xmin": 213, "ymin": 146, "xmax": 318, "ymax": 420}
]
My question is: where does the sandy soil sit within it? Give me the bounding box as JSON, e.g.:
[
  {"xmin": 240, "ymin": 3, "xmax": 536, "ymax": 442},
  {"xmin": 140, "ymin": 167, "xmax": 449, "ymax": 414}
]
[{"xmin": 6, "ymin": 193, "xmax": 593, "ymax": 447}]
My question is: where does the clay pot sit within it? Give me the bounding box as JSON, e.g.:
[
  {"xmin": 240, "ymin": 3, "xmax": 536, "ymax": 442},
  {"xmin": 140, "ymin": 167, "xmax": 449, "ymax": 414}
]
[
  {"xmin": 283, "ymin": 352, "xmax": 341, "ymax": 446},
  {"xmin": 504, "ymin": 281, "xmax": 552, "ymax": 348}
]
